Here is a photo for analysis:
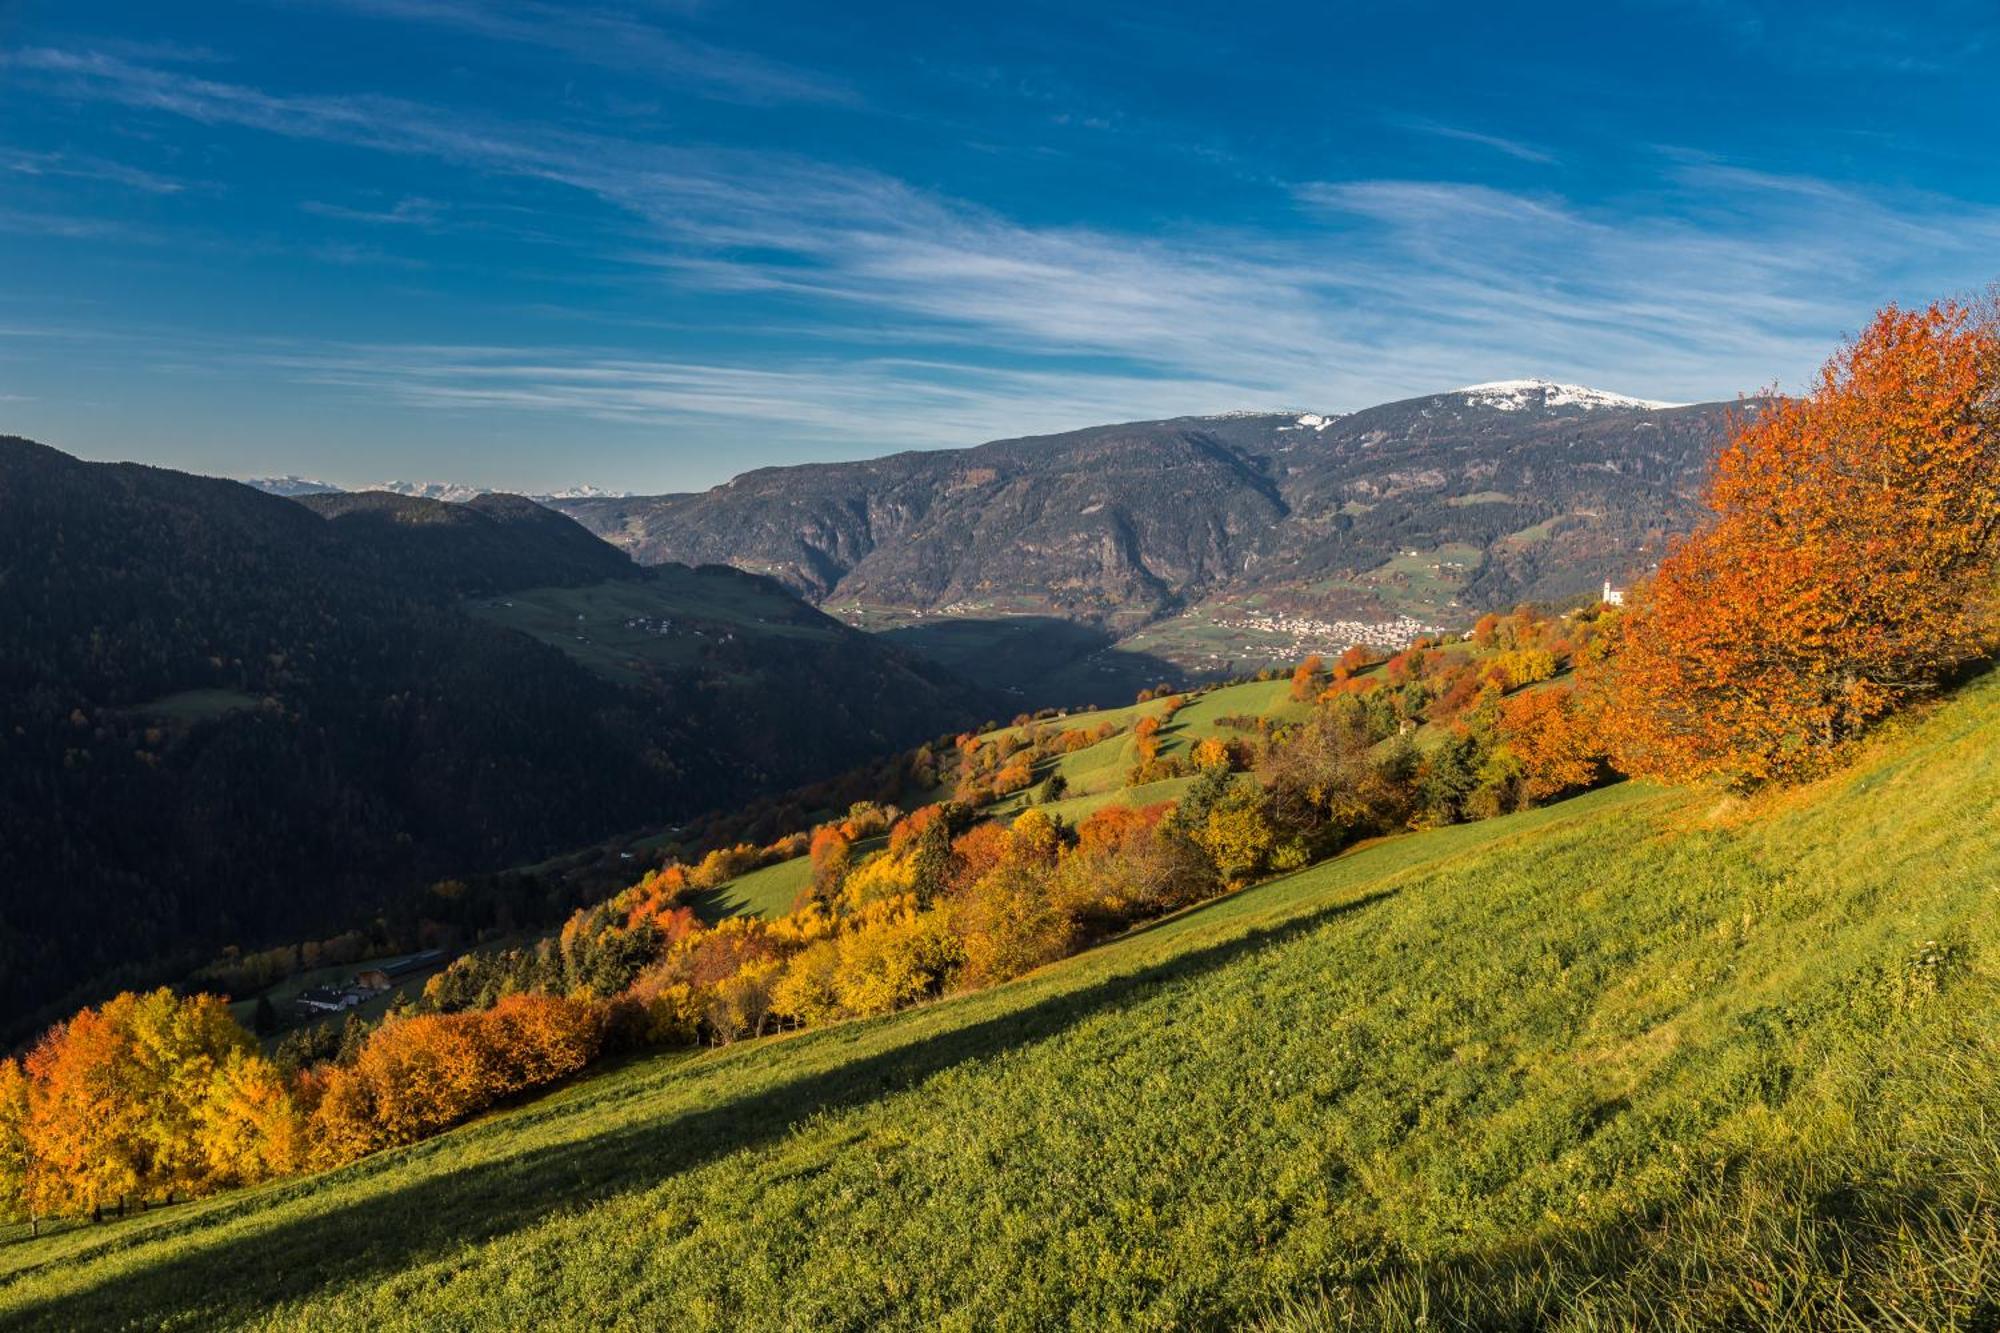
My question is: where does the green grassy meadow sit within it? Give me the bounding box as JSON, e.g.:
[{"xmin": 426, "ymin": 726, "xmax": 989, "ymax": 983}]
[
  {"xmin": 5, "ymin": 671, "xmax": 1996, "ymax": 1330},
  {"xmin": 132, "ymin": 688, "xmax": 263, "ymax": 722},
  {"xmin": 690, "ymin": 854, "xmax": 814, "ymax": 921},
  {"xmin": 1005, "ymin": 674, "xmax": 1314, "ymax": 800},
  {"xmin": 471, "ymin": 571, "xmax": 835, "ymax": 686},
  {"xmin": 1357, "ymin": 542, "xmax": 1483, "ymax": 618}
]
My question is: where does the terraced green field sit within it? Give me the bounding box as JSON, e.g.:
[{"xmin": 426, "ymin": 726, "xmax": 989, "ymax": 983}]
[{"xmin": 6, "ymin": 668, "xmax": 1994, "ymax": 1330}]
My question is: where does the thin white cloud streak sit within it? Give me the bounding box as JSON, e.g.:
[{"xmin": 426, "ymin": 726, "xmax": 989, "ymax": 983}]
[
  {"xmin": 299, "ymin": 196, "xmax": 446, "ymax": 227},
  {"xmin": 307, "ymin": 0, "xmax": 854, "ymax": 105},
  {"xmin": 0, "ymin": 206, "xmax": 147, "ymax": 241},
  {"xmin": 12, "ymin": 46, "xmax": 2000, "ymax": 468},
  {"xmin": 0, "ymin": 147, "xmax": 192, "ymax": 193},
  {"xmin": 255, "ymin": 344, "xmax": 1264, "ymax": 458},
  {"xmin": 1389, "ymin": 116, "xmax": 1558, "ymax": 164}
]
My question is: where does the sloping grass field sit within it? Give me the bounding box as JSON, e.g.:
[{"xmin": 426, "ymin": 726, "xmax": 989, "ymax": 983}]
[
  {"xmin": 471, "ymin": 570, "xmax": 837, "ymax": 686},
  {"xmin": 4, "ymin": 672, "xmax": 1996, "ymax": 1330},
  {"xmin": 723, "ymin": 676, "xmax": 1311, "ymax": 903},
  {"xmin": 1006, "ymin": 674, "xmax": 1316, "ymax": 807}
]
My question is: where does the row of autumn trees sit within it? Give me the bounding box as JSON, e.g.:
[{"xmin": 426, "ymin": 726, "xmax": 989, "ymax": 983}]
[
  {"xmin": 354, "ymin": 624, "xmax": 1602, "ymax": 1052},
  {"xmin": 3, "ymin": 297, "xmax": 1991, "ymax": 1231},
  {"xmin": 0, "ymin": 985, "xmax": 608, "ymax": 1230},
  {"xmin": 0, "ymin": 606, "xmax": 1596, "ymax": 1227}
]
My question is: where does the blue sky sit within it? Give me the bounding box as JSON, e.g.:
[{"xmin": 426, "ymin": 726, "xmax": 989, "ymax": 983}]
[{"xmin": 1, "ymin": 0, "xmax": 1996, "ymax": 493}]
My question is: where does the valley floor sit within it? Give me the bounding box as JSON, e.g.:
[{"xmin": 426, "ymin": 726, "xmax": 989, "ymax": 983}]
[{"xmin": 3, "ymin": 674, "xmax": 1997, "ymax": 1330}]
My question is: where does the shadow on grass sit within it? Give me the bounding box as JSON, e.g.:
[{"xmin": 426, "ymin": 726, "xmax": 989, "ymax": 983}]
[
  {"xmin": 684, "ymin": 883, "xmax": 763, "ymax": 921},
  {"xmin": 1, "ymin": 885, "xmax": 1397, "ymax": 1330}
]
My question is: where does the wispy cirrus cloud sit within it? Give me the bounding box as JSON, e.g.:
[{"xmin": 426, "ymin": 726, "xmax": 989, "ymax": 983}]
[
  {"xmin": 0, "ymin": 147, "xmax": 194, "ymax": 194},
  {"xmin": 255, "ymin": 343, "xmax": 1260, "ymax": 456},
  {"xmin": 300, "ymin": 196, "xmax": 446, "ymax": 227},
  {"xmin": 11, "ymin": 44, "xmax": 2000, "ymax": 486},
  {"xmin": 0, "ymin": 205, "xmax": 148, "ymax": 241},
  {"xmin": 307, "ymin": 0, "xmax": 854, "ymax": 106},
  {"xmin": 1387, "ymin": 116, "xmax": 1558, "ymax": 164}
]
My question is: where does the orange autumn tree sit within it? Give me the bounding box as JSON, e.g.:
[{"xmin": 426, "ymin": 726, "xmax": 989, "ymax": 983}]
[
  {"xmin": 307, "ymin": 993, "xmax": 606, "ymax": 1165},
  {"xmin": 0, "ymin": 1059, "xmax": 38, "ymax": 1229},
  {"xmin": 1598, "ymin": 298, "xmax": 2000, "ymax": 785},
  {"xmin": 1496, "ymin": 686, "xmax": 1606, "ymax": 803},
  {"xmin": 11, "ymin": 989, "xmax": 273, "ymax": 1220},
  {"xmin": 1289, "ymin": 654, "xmax": 1325, "ymax": 701}
]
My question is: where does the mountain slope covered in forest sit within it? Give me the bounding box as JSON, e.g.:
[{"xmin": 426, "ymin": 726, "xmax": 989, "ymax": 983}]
[
  {"xmin": 556, "ymin": 386, "xmax": 1760, "ymax": 699},
  {"xmin": 0, "ymin": 439, "xmax": 990, "ymax": 1034}
]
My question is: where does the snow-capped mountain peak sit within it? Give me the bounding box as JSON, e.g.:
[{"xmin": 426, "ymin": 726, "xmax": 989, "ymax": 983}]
[
  {"xmin": 242, "ymin": 477, "xmax": 634, "ymax": 504},
  {"xmin": 242, "ymin": 475, "xmax": 343, "ymax": 497},
  {"xmin": 363, "ymin": 479, "xmax": 491, "ymax": 503},
  {"xmin": 1276, "ymin": 412, "xmax": 1342, "ymax": 432},
  {"xmin": 1450, "ymin": 379, "xmax": 1684, "ymax": 412},
  {"xmin": 538, "ymin": 484, "xmax": 630, "ymax": 501}
]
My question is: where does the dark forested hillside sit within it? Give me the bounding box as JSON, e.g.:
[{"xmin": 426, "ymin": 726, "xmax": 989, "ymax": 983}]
[
  {"xmin": 298, "ymin": 490, "xmax": 641, "ymax": 595},
  {"xmin": 0, "ymin": 439, "xmax": 990, "ymax": 1034}
]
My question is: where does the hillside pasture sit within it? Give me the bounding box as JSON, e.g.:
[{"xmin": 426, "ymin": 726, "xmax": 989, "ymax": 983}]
[
  {"xmin": 131, "ymin": 688, "xmax": 262, "ymax": 722},
  {"xmin": 471, "ymin": 572, "xmax": 836, "ymax": 687},
  {"xmin": 7, "ymin": 670, "xmax": 1995, "ymax": 1329}
]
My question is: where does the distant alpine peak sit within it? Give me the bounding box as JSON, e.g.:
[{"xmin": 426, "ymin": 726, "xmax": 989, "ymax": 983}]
[
  {"xmin": 1449, "ymin": 379, "xmax": 1684, "ymax": 412},
  {"xmin": 243, "ymin": 475, "xmax": 343, "ymax": 497},
  {"xmin": 366, "ymin": 479, "xmax": 490, "ymax": 503},
  {"xmin": 245, "ymin": 476, "xmax": 632, "ymax": 504},
  {"xmin": 368, "ymin": 480, "xmax": 635, "ymax": 502}
]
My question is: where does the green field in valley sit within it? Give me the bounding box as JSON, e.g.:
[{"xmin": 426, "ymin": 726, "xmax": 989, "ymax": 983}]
[
  {"xmin": 5, "ymin": 668, "xmax": 1995, "ymax": 1330},
  {"xmin": 690, "ymin": 855, "xmax": 813, "ymax": 921},
  {"xmin": 470, "ymin": 570, "xmax": 837, "ymax": 687},
  {"xmin": 994, "ymin": 674, "xmax": 1315, "ymax": 796},
  {"xmin": 131, "ymin": 689, "xmax": 263, "ymax": 722}
]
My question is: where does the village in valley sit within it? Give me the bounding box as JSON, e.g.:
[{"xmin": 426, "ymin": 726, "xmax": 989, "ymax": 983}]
[{"xmin": 1204, "ymin": 610, "xmax": 1448, "ymax": 660}]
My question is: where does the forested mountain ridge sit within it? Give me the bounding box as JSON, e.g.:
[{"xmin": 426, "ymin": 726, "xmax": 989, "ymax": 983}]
[
  {"xmin": 296, "ymin": 490, "xmax": 642, "ymax": 595},
  {"xmin": 0, "ymin": 438, "xmax": 991, "ymax": 1034},
  {"xmin": 558, "ymin": 384, "xmax": 1761, "ymax": 644}
]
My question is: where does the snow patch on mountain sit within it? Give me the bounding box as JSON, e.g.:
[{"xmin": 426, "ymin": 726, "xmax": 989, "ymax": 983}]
[
  {"xmin": 366, "ymin": 479, "xmax": 491, "ymax": 503},
  {"xmin": 1278, "ymin": 412, "xmax": 1342, "ymax": 432},
  {"xmin": 244, "ymin": 477, "xmax": 632, "ymax": 504},
  {"xmin": 243, "ymin": 475, "xmax": 344, "ymax": 497},
  {"xmin": 1451, "ymin": 379, "xmax": 1684, "ymax": 412}
]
